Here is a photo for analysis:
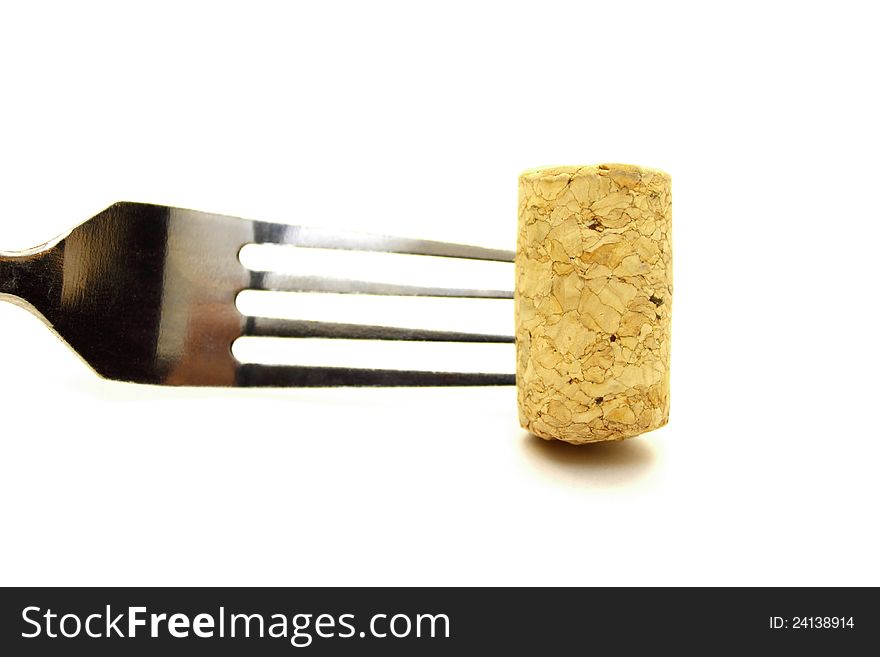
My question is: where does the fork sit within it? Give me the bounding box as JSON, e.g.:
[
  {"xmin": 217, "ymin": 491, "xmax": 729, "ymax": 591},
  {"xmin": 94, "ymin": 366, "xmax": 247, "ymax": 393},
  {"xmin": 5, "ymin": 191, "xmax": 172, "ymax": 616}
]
[{"xmin": 0, "ymin": 202, "xmax": 516, "ymax": 387}]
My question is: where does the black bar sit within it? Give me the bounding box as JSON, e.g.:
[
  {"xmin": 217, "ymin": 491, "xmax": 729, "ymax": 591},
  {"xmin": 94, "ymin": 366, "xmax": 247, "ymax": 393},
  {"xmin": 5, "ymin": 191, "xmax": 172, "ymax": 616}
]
[{"xmin": 0, "ymin": 588, "xmax": 875, "ymax": 655}]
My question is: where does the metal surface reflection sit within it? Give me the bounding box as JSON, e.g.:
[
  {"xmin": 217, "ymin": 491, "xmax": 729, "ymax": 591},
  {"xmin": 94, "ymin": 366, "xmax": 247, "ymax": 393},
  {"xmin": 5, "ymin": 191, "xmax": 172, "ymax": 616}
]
[{"xmin": 0, "ymin": 203, "xmax": 515, "ymax": 387}]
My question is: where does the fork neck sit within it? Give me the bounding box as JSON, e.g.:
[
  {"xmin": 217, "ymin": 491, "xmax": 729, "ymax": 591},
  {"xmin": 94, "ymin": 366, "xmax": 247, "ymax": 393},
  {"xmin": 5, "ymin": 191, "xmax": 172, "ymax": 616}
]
[
  {"xmin": 0, "ymin": 247, "xmax": 61, "ymax": 307},
  {"xmin": 0, "ymin": 253, "xmax": 21, "ymax": 297}
]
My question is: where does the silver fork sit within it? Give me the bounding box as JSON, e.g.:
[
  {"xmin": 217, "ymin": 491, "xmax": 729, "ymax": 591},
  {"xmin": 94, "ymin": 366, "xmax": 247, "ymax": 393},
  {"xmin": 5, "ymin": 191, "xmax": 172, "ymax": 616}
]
[{"xmin": 0, "ymin": 203, "xmax": 516, "ymax": 387}]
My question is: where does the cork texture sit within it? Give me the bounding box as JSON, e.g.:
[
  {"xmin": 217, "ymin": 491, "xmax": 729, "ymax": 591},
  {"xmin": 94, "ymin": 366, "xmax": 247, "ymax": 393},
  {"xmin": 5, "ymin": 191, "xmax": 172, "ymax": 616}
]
[{"xmin": 516, "ymin": 164, "xmax": 672, "ymax": 444}]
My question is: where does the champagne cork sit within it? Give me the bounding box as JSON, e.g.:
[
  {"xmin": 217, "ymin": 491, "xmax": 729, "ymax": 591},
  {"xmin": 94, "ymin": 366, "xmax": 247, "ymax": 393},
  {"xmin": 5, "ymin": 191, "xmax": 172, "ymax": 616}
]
[{"xmin": 516, "ymin": 164, "xmax": 672, "ymax": 444}]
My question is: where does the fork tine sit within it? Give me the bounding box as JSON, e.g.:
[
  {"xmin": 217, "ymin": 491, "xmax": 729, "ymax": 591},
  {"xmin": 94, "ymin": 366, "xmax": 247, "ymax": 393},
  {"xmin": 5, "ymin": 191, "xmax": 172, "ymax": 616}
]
[
  {"xmin": 248, "ymin": 272, "xmax": 514, "ymax": 299},
  {"xmin": 251, "ymin": 222, "xmax": 515, "ymax": 262},
  {"xmin": 243, "ymin": 317, "xmax": 515, "ymax": 343},
  {"xmin": 235, "ymin": 364, "xmax": 516, "ymax": 387}
]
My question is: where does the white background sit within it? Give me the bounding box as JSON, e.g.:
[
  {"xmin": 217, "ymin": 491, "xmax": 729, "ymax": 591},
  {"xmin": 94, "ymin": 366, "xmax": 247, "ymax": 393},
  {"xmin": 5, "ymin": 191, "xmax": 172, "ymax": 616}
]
[{"xmin": 1, "ymin": 1, "xmax": 878, "ymax": 586}]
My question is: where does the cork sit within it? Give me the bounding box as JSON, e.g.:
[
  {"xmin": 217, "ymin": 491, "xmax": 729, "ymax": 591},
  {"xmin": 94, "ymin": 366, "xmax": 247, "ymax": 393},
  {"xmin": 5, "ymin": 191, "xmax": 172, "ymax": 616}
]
[{"xmin": 515, "ymin": 164, "xmax": 672, "ymax": 444}]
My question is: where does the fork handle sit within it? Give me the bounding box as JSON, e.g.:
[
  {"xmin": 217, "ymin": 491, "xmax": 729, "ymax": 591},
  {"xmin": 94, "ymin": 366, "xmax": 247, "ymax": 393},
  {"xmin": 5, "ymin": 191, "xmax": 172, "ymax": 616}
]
[
  {"xmin": 0, "ymin": 248, "xmax": 60, "ymax": 306},
  {"xmin": 0, "ymin": 254, "xmax": 20, "ymax": 297}
]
